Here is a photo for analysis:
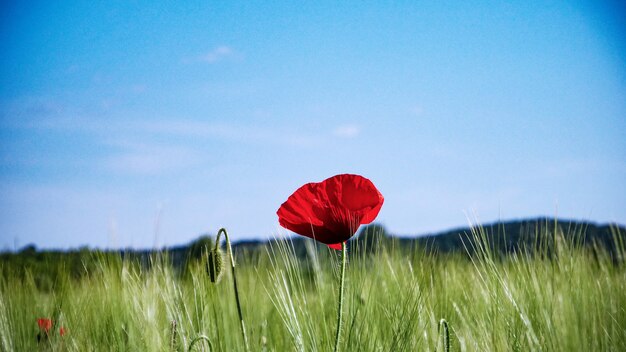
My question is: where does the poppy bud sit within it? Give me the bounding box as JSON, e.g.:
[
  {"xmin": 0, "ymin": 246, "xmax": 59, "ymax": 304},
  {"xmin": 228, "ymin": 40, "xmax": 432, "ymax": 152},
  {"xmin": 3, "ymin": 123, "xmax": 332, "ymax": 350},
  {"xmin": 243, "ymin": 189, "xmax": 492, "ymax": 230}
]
[{"xmin": 206, "ymin": 248, "xmax": 224, "ymax": 283}]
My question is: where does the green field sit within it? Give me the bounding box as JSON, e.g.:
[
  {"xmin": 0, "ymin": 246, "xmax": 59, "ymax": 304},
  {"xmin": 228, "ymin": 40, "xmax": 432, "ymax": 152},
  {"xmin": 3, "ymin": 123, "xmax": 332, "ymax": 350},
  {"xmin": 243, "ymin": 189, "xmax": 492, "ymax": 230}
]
[{"xmin": 1, "ymin": 224, "xmax": 625, "ymax": 351}]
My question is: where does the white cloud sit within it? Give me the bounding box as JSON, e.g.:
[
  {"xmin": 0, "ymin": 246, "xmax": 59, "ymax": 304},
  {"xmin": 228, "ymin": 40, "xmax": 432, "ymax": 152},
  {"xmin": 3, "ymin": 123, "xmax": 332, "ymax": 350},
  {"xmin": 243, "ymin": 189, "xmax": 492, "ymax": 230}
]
[
  {"xmin": 120, "ymin": 120, "xmax": 321, "ymax": 148},
  {"xmin": 198, "ymin": 45, "xmax": 235, "ymax": 64},
  {"xmin": 102, "ymin": 141, "xmax": 204, "ymax": 175},
  {"xmin": 181, "ymin": 45, "xmax": 240, "ymax": 64},
  {"xmin": 0, "ymin": 97, "xmax": 63, "ymax": 123},
  {"xmin": 131, "ymin": 84, "xmax": 147, "ymax": 93},
  {"xmin": 332, "ymin": 124, "xmax": 360, "ymax": 138},
  {"xmin": 411, "ymin": 105, "xmax": 424, "ymax": 116},
  {"xmin": 7, "ymin": 111, "xmax": 323, "ymax": 149}
]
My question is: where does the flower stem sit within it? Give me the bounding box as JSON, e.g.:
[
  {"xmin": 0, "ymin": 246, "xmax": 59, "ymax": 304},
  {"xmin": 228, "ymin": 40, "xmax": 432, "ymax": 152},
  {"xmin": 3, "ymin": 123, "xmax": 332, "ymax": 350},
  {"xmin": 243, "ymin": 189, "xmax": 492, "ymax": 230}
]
[
  {"xmin": 215, "ymin": 228, "xmax": 249, "ymax": 351},
  {"xmin": 333, "ymin": 242, "xmax": 347, "ymax": 352}
]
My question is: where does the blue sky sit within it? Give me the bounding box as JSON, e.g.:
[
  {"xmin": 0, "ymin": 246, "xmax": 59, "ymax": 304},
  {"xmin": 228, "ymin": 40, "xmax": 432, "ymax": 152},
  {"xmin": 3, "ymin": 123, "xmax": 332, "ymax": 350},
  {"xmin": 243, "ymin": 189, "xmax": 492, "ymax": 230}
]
[{"xmin": 1, "ymin": 1, "xmax": 625, "ymax": 250}]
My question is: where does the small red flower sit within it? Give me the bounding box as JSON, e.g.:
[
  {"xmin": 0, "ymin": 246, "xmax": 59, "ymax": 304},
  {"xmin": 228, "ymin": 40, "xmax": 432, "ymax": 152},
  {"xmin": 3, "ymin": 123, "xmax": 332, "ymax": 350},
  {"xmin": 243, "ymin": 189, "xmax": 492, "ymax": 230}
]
[
  {"xmin": 277, "ymin": 174, "xmax": 384, "ymax": 249},
  {"xmin": 37, "ymin": 318, "xmax": 52, "ymax": 334},
  {"xmin": 59, "ymin": 326, "xmax": 67, "ymax": 336}
]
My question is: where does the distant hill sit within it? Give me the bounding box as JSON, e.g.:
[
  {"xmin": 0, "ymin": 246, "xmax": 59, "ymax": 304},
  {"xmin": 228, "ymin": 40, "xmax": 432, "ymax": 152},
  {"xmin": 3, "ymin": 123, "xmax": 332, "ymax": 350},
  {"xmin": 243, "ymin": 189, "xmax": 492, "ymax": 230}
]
[
  {"xmin": 2, "ymin": 218, "xmax": 624, "ymax": 291},
  {"xmin": 159, "ymin": 217, "xmax": 625, "ymax": 265},
  {"xmin": 398, "ymin": 218, "xmax": 625, "ymax": 258}
]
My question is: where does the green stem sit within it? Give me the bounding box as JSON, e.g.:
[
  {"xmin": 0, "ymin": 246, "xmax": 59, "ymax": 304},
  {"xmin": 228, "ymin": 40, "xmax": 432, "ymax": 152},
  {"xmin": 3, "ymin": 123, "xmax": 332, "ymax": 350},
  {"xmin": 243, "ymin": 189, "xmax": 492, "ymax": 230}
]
[
  {"xmin": 188, "ymin": 335, "xmax": 213, "ymax": 351},
  {"xmin": 438, "ymin": 319, "xmax": 450, "ymax": 352},
  {"xmin": 215, "ymin": 228, "xmax": 249, "ymax": 352},
  {"xmin": 333, "ymin": 242, "xmax": 347, "ymax": 352}
]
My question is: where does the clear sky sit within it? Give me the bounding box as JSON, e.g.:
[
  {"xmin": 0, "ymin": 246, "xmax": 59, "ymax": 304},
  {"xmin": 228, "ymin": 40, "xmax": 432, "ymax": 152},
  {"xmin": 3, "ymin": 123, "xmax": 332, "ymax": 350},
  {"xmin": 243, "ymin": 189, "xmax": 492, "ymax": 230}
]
[{"xmin": 1, "ymin": 1, "xmax": 625, "ymax": 250}]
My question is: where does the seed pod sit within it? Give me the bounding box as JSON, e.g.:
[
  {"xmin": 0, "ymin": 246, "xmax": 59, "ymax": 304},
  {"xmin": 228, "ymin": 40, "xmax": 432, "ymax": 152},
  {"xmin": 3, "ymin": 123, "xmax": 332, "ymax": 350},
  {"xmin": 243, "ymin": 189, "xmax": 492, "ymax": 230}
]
[
  {"xmin": 170, "ymin": 320, "xmax": 177, "ymax": 351},
  {"xmin": 206, "ymin": 248, "xmax": 224, "ymax": 283}
]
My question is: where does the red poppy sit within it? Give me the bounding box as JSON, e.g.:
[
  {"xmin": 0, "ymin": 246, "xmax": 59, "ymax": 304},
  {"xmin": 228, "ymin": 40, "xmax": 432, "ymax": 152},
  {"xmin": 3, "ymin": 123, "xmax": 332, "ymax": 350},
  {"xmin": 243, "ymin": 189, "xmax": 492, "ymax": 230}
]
[
  {"xmin": 37, "ymin": 318, "xmax": 52, "ymax": 334},
  {"xmin": 59, "ymin": 326, "xmax": 67, "ymax": 336},
  {"xmin": 277, "ymin": 174, "xmax": 384, "ymax": 250}
]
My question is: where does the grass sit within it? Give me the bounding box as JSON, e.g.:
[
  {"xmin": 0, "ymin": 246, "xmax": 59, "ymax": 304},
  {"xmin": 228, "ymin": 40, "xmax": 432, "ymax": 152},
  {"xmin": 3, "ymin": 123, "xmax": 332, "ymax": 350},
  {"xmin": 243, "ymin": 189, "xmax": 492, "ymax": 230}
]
[{"xmin": 1, "ymin": 223, "xmax": 625, "ymax": 351}]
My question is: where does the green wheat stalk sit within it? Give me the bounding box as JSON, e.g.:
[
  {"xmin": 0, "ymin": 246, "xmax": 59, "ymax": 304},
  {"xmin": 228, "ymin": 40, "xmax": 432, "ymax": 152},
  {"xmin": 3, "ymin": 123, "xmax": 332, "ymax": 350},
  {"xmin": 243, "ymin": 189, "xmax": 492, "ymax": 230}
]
[
  {"xmin": 438, "ymin": 318, "xmax": 450, "ymax": 352},
  {"xmin": 188, "ymin": 335, "xmax": 213, "ymax": 351}
]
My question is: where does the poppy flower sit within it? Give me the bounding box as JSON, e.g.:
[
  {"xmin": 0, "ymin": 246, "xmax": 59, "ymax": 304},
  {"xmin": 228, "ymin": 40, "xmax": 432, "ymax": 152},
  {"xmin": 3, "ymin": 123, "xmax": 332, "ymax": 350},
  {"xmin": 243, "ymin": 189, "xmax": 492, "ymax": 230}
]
[
  {"xmin": 59, "ymin": 326, "xmax": 67, "ymax": 336},
  {"xmin": 277, "ymin": 174, "xmax": 384, "ymax": 250},
  {"xmin": 37, "ymin": 318, "xmax": 52, "ymax": 334}
]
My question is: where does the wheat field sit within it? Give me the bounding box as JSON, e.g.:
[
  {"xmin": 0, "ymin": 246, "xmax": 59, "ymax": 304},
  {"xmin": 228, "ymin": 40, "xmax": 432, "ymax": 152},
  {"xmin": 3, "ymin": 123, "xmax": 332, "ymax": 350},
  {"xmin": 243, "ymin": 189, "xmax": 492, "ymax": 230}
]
[{"xmin": 1, "ymin": 224, "xmax": 625, "ymax": 351}]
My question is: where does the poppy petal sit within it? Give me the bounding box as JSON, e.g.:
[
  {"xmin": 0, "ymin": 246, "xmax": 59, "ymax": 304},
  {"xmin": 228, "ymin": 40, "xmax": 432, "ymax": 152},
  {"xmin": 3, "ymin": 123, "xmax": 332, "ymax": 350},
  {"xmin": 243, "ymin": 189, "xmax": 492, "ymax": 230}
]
[
  {"xmin": 277, "ymin": 174, "xmax": 384, "ymax": 246},
  {"xmin": 327, "ymin": 242, "xmax": 343, "ymax": 250},
  {"xmin": 37, "ymin": 318, "xmax": 52, "ymax": 333},
  {"xmin": 360, "ymin": 197, "xmax": 384, "ymax": 225}
]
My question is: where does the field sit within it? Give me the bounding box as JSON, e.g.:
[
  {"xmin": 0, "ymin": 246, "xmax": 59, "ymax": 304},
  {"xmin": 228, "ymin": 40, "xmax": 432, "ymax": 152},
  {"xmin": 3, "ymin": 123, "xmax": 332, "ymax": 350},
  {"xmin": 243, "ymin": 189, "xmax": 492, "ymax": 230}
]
[{"xmin": 1, "ymin": 224, "xmax": 625, "ymax": 351}]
